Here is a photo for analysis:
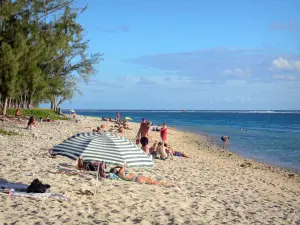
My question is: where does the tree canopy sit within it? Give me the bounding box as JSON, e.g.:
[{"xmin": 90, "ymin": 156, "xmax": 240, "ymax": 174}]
[{"xmin": 0, "ymin": 0, "xmax": 102, "ymax": 115}]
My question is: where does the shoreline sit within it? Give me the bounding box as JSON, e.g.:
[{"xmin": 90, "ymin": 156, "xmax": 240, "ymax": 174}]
[
  {"xmin": 168, "ymin": 123, "xmax": 300, "ymax": 176},
  {"xmin": 1, "ymin": 114, "xmax": 300, "ymax": 224},
  {"xmin": 175, "ymin": 126, "xmax": 300, "ymax": 174},
  {"xmin": 80, "ymin": 113, "xmax": 300, "ymax": 174}
]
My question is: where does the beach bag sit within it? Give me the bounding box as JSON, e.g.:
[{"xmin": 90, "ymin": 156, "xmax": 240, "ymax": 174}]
[
  {"xmin": 84, "ymin": 162, "xmax": 98, "ymax": 171},
  {"xmin": 27, "ymin": 179, "xmax": 51, "ymax": 193}
]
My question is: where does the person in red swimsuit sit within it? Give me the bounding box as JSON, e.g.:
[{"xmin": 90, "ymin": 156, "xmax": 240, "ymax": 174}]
[{"xmin": 160, "ymin": 122, "xmax": 168, "ymax": 158}]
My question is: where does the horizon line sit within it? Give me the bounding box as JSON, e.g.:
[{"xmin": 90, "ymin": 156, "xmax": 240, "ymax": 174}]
[{"xmin": 61, "ymin": 109, "xmax": 300, "ymax": 111}]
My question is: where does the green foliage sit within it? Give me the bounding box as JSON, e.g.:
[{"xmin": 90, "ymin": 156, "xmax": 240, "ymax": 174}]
[
  {"xmin": 0, "ymin": 0, "xmax": 102, "ymax": 114},
  {"xmin": 6, "ymin": 108, "xmax": 69, "ymax": 120},
  {"xmin": 0, "ymin": 128, "xmax": 18, "ymax": 136}
]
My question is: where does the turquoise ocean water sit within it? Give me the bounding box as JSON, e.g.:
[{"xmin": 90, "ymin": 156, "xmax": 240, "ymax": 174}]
[{"xmin": 66, "ymin": 110, "xmax": 300, "ymax": 171}]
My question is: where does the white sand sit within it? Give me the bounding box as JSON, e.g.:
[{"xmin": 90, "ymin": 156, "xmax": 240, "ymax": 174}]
[{"xmin": 0, "ymin": 115, "xmax": 300, "ymax": 224}]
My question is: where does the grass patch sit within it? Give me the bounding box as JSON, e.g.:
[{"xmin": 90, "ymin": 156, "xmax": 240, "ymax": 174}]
[
  {"xmin": 6, "ymin": 108, "xmax": 69, "ymax": 120},
  {"xmin": 0, "ymin": 128, "xmax": 18, "ymax": 135}
]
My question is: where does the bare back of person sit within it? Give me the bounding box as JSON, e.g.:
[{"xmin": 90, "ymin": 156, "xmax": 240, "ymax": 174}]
[
  {"xmin": 140, "ymin": 123, "xmax": 149, "ymax": 137},
  {"xmin": 138, "ymin": 121, "xmax": 152, "ymax": 153}
]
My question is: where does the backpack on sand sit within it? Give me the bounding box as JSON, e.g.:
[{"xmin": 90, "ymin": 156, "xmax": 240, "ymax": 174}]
[{"xmin": 27, "ymin": 179, "xmax": 51, "ymax": 193}]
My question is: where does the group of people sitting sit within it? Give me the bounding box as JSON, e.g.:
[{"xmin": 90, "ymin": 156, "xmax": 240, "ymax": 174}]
[
  {"xmin": 135, "ymin": 118, "xmax": 188, "ymax": 160},
  {"xmin": 26, "ymin": 115, "xmax": 55, "ymax": 129},
  {"xmin": 148, "ymin": 141, "xmax": 188, "ymax": 159},
  {"xmin": 92, "ymin": 124, "xmax": 107, "ymax": 132},
  {"xmin": 92, "ymin": 118, "xmax": 133, "ymax": 134}
]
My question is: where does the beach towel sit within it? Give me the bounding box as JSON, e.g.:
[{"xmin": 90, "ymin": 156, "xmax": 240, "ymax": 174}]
[
  {"xmin": 0, "ymin": 182, "xmax": 28, "ymax": 191},
  {"xmin": 108, "ymin": 173, "xmax": 121, "ymax": 180},
  {"xmin": 10, "ymin": 192, "xmax": 70, "ymax": 201}
]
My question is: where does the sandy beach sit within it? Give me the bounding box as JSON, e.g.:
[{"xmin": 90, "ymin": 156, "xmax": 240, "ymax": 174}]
[{"xmin": 0, "ymin": 115, "xmax": 300, "ymax": 225}]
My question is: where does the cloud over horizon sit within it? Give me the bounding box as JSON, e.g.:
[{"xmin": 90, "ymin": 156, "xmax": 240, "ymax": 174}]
[
  {"xmin": 125, "ymin": 47, "xmax": 300, "ymax": 84},
  {"xmin": 271, "ymin": 57, "xmax": 300, "ymax": 72}
]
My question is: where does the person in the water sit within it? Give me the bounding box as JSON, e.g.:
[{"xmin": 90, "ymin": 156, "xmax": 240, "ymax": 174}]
[{"xmin": 221, "ymin": 136, "xmax": 230, "ymax": 148}]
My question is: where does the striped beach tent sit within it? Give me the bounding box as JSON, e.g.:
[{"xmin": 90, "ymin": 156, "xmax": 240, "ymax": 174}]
[{"xmin": 51, "ymin": 132, "xmax": 153, "ymax": 168}]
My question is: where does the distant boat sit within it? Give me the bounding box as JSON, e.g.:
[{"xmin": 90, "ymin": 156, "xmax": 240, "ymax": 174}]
[{"xmin": 183, "ymin": 109, "xmax": 187, "ymax": 113}]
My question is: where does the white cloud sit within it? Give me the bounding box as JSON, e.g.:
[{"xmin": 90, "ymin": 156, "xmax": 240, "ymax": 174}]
[
  {"xmin": 286, "ymin": 75, "xmax": 296, "ymax": 81},
  {"xmin": 222, "ymin": 68, "xmax": 251, "ymax": 77},
  {"xmin": 271, "ymin": 57, "xmax": 300, "ymax": 72},
  {"xmin": 272, "ymin": 74, "xmax": 296, "ymax": 81}
]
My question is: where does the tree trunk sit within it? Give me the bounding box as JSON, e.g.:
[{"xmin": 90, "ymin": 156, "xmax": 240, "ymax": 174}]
[
  {"xmin": 56, "ymin": 97, "xmax": 66, "ymax": 111},
  {"xmin": 8, "ymin": 98, "xmax": 11, "ymax": 109},
  {"xmin": 50, "ymin": 99, "xmax": 56, "ymax": 110},
  {"xmin": 53, "ymin": 98, "xmax": 56, "ymax": 111},
  {"xmin": 20, "ymin": 95, "xmax": 24, "ymax": 108},
  {"xmin": 24, "ymin": 93, "xmax": 27, "ymax": 109},
  {"xmin": 2, "ymin": 96, "xmax": 8, "ymax": 115}
]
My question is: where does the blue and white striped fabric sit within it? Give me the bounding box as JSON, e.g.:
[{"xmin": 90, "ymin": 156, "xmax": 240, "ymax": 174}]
[{"xmin": 51, "ymin": 132, "xmax": 153, "ymax": 168}]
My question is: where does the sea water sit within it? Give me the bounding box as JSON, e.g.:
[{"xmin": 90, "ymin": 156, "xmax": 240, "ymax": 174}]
[{"xmin": 68, "ymin": 110, "xmax": 300, "ymax": 171}]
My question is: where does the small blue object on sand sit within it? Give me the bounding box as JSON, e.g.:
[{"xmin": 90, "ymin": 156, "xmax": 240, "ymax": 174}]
[{"xmin": 108, "ymin": 173, "xmax": 121, "ymax": 180}]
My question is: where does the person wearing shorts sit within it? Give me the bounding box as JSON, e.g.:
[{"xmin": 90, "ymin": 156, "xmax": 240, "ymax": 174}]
[
  {"xmin": 140, "ymin": 136, "xmax": 149, "ymax": 147},
  {"xmin": 137, "ymin": 120, "xmax": 152, "ymax": 154}
]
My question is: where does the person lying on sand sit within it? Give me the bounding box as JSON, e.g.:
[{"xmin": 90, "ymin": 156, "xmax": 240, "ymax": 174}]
[
  {"xmin": 164, "ymin": 143, "xmax": 189, "ymax": 158},
  {"xmin": 92, "ymin": 127, "xmax": 101, "ymax": 132},
  {"xmin": 102, "ymin": 117, "xmax": 110, "ymax": 121},
  {"xmin": 27, "ymin": 116, "xmax": 38, "ymax": 129},
  {"xmin": 43, "ymin": 115, "xmax": 54, "ymax": 123},
  {"xmin": 110, "ymin": 163, "xmax": 167, "ymax": 186},
  {"xmin": 108, "ymin": 117, "xmax": 116, "ymax": 122},
  {"xmin": 118, "ymin": 127, "xmax": 124, "ymax": 134},
  {"xmin": 123, "ymin": 121, "xmax": 132, "ymax": 130}
]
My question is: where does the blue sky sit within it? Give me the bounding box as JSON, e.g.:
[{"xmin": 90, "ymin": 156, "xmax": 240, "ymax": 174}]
[{"xmin": 55, "ymin": 0, "xmax": 300, "ymax": 110}]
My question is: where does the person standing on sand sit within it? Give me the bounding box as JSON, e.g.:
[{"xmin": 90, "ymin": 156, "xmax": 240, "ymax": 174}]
[
  {"xmin": 160, "ymin": 122, "xmax": 168, "ymax": 158},
  {"xmin": 136, "ymin": 118, "xmax": 146, "ymax": 140},
  {"xmin": 116, "ymin": 112, "xmax": 120, "ymax": 122},
  {"xmin": 137, "ymin": 120, "xmax": 152, "ymax": 154}
]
